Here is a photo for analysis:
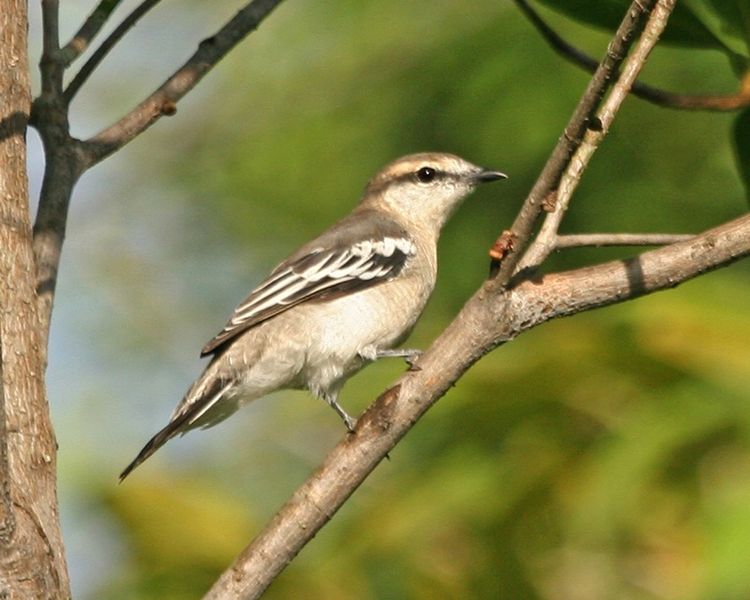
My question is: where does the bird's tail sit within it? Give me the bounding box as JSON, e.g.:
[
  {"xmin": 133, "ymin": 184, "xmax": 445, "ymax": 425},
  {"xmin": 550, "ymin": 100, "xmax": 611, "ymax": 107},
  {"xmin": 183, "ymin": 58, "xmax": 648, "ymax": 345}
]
[
  {"xmin": 118, "ymin": 419, "xmax": 184, "ymax": 482},
  {"xmin": 119, "ymin": 377, "xmax": 235, "ymax": 481}
]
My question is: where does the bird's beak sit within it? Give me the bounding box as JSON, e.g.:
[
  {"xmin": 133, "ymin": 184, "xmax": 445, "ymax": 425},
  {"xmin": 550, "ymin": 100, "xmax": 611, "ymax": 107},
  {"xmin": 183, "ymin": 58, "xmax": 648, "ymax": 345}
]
[{"xmin": 473, "ymin": 169, "xmax": 508, "ymax": 184}]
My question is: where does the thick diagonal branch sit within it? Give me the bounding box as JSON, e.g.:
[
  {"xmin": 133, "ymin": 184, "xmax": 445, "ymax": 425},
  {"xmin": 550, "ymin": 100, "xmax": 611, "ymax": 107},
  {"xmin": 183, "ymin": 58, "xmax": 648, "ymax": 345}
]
[{"xmin": 203, "ymin": 211, "xmax": 750, "ymax": 600}]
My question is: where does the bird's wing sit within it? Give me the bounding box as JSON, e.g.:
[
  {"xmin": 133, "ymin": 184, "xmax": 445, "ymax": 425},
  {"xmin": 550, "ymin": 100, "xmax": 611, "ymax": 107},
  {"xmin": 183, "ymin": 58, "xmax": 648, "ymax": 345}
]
[
  {"xmin": 122, "ymin": 233, "xmax": 415, "ymax": 479},
  {"xmin": 201, "ymin": 234, "xmax": 416, "ymax": 356}
]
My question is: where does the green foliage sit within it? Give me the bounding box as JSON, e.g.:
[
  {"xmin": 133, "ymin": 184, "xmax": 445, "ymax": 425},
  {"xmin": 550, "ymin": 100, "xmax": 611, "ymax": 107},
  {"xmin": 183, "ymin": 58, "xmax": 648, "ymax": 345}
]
[
  {"xmin": 681, "ymin": 0, "xmax": 750, "ymax": 63},
  {"xmin": 538, "ymin": 0, "xmax": 750, "ymax": 63},
  {"xmin": 95, "ymin": 478, "xmax": 258, "ymax": 599},
  {"xmin": 539, "ymin": 0, "xmax": 750, "ymax": 201}
]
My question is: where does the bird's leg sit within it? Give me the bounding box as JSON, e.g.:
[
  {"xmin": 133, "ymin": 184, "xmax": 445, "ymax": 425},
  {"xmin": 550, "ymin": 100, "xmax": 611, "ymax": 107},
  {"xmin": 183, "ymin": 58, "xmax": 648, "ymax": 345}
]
[
  {"xmin": 324, "ymin": 392, "xmax": 357, "ymax": 432},
  {"xmin": 375, "ymin": 348, "xmax": 423, "ymax": 370}
]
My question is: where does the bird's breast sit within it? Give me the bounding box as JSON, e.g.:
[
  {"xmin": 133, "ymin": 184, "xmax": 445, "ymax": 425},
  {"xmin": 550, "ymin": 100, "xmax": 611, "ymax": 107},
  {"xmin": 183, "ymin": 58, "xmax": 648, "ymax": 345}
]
[{"xmin": 298, "ymin": 258, "xmax": 434, "ymax": 391}]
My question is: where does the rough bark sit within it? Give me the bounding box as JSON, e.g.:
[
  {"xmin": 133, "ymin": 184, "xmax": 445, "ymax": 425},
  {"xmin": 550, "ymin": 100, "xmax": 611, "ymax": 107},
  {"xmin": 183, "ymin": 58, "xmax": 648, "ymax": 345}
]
[{"xmin": 0, "ymin": 1, "xmax": 70, "ymax": 597}]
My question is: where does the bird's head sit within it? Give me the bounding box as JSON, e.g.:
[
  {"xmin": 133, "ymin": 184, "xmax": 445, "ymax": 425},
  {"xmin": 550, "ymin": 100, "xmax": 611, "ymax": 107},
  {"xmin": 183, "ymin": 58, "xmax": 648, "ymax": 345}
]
[{"xmin": 361, "ymin": 152, "xmax": 506, "ymax": 234}]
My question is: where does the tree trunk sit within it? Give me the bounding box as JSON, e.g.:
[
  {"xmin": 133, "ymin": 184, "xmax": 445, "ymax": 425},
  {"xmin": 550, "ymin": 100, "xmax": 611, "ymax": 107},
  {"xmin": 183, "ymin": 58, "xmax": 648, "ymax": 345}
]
[{"xmin": 0, "ymin": 1, "xmax": 70, "ymax": 597}]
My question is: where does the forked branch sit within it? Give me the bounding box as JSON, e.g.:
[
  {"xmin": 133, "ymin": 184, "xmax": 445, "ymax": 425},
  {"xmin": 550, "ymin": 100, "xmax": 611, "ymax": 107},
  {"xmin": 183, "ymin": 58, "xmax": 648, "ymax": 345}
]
[
  {"xmin": 31, "ymin": 0, "xmax": 285, "ymax": 350},
  {"xmin": 80, "ymin": 0, "xmax": 285, "ymax": 168},
  {"xmin": 490, "ymin": 0, "xmax": 660, "ymax": 284},
  {"xmin": 519, "ymin": 0, "xmax": 677, "ymax": 271}
]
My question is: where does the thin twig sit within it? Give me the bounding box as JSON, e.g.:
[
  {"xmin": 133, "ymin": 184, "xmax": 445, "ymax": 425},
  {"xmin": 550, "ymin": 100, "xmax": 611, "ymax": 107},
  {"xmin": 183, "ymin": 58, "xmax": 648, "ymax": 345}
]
[
  {"xmin": 489, "ymin": 0, "xmax": 659, "ymax": 284},
  {"xmin": 39, "ymin": 0, "xmax": 63, "ymax": 97},
  {"xmin": 514, "ymin": 0, "xmax": 750, "ymax": 112},
  {"xmin": 80, "ymin": 0, "xmax": 285, "ymax": 168},
  {"xmin": 34, "ymin": 0, "xmax": 81, "ymax": 350},
  {"xmin": 202, "ymin": 211, "xmax": 750, "ymax": 600},
  {"xmin": 64, "ymin": 0, "xmax": 163, "ymax": 103},
  {"xmin": 519, "ymin": 0, "xmax": 677, "ymax": 271},
  {"xmin": 60, "ymin": 0, "xmax": 125, "ymax": 67},
  {"xmin": 554, "ymin": 232, "xmax": 694, "ymax": 249}
]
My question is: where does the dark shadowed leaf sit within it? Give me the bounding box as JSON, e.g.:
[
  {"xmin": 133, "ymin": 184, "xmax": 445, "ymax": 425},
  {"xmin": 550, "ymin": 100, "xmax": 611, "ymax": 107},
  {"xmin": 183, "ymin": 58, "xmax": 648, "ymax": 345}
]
[
  {"xmin": 537, "ymin": 0, "xmax": 750, "ymax": 63},
  {"xmin": 683, "ymin": 0, "xmax": 750, "ymax": 68}
]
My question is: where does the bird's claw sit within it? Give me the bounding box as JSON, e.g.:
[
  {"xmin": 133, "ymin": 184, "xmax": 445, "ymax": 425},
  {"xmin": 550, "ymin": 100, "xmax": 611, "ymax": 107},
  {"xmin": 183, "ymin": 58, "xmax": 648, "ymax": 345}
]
[
  {"xmin": 405, "ymin": 351, "xmax": 423, "ymax": 371},
  {"xmin": 343, "ymin": 413, "xmax": 357, "ymax": 433}
]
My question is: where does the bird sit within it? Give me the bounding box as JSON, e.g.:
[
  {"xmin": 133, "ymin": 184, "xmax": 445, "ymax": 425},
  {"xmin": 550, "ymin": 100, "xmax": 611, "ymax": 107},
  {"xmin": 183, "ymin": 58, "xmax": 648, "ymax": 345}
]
[{"xmin": 120, "ymin": 152, "xmax": 506, "ymax": 480}]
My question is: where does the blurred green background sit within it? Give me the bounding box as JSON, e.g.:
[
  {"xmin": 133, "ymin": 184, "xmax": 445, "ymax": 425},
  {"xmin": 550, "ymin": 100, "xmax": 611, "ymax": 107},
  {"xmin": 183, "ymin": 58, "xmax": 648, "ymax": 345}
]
[{"xmin": 29, "ymin": 0, "xmax": 750, "ymax": 598}]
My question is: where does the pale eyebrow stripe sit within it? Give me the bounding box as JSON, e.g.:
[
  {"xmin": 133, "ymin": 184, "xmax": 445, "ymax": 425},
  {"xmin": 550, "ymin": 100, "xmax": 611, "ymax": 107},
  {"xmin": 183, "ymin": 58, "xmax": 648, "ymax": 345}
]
[{"xmin": 365, "ymin": 169, "xmax": 460, "ymax": 195}]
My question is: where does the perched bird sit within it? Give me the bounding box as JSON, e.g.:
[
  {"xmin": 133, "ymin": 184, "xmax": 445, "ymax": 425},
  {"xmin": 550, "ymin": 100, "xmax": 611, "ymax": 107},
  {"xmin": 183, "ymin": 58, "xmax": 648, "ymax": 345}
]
[{"xmin": 120, "ymin": 152, "xmax": 506, "ymax": 480}]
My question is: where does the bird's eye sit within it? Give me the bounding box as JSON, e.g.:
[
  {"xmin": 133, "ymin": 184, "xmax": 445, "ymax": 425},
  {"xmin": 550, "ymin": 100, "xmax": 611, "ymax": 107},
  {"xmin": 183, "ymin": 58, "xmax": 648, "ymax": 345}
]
[{"xmin": 416, "ymin": 166, "xmax": 436, "ymax": 183}]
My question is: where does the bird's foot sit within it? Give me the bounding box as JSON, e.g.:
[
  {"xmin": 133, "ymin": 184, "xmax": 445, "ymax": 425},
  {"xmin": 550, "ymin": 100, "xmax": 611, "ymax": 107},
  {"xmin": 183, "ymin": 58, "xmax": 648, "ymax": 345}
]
[
  {"xmin": 405, "ymin": 351, "xmax": 422, "ymax": 371},
  {"xmin": 375, "ymin": 348, "xmax": 422, "ymax": 370},
  {"xmin": 342, "ymin": 413, "xmax": 357, "ymax": 433},
  {"xmin": 324, "ymin": 394, "xmax": 357, "ymax": 432}
]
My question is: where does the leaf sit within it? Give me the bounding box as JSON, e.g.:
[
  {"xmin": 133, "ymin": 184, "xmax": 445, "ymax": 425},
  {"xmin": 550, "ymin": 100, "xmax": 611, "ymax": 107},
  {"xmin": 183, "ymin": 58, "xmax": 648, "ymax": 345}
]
[
  {"xmin": 682, "ymin": 0, "xmax": 750, "ymax": 63},
  {"xmin": 732, "ymin": 106, "xmax": 750, "ymax": 203},
  {"xmin": 537, "ymin": 0, "xmax": 750, "ymax": 60}
]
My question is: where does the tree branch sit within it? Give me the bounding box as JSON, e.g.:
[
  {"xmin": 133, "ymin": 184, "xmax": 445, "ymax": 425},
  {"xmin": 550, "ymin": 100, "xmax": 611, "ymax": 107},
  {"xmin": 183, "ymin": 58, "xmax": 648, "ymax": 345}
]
[
  {"xmin": 64, "ymin": 0, "xmax": 163, "ymax": 103},
  {"xmin": 60, "ymin": 0, "xmax": 126, "ymax": 67},
  {"xmin": 0, "ymin": 0, "xmax": 70, "ymax": 593},
  {"xmin": 31, "ymin": 145, "xmax": 85, "ymax": 359},
  {"xmin": 513, "ymin": 0, "xmax": 750, "ymax": 112},
  {"xmin": 490, "ymin": 0, "xmax": 658, "ymax": 283},
  {"xmin": 519, "ymin": 0, "xmax": 676, "ymax": 271},
  {"xmin": 554, "ymin": 232, "xmax": 693, "ymax": 249},
  {"xmin": 31, "ymin": 0, "xmax": 284, "ymax": 353},
  {"xmin": 33, "ymin": 0, "xmax": 81, "ymax": 359},
  {"xmin": 39, "ymin": 0, "xmax": 63, "ymax": 98},
  {"xmin": 79, "ymin": 0, "xmax": 285, "ymax": 168},
  {"xmin": 203, "ymin": 210, "xmax": 750, "ymax": 600}
]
